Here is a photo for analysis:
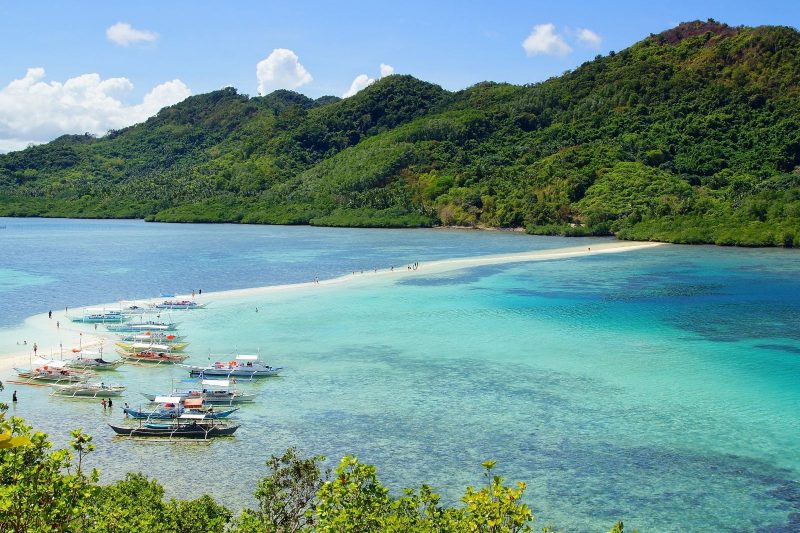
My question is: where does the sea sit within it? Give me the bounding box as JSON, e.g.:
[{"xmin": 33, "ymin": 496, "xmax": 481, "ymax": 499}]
[{"xmin": 1, "ymin": 217, "xmax": 798, "ymax": 532}]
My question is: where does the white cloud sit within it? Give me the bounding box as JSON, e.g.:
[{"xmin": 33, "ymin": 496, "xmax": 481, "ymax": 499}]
[
  {"xmin": 0, "ymin": 68, "xmax": 191, "ymax": 152},
  {"xmin": 342, "ymin": 74, "xmax": 374, "ymax": 98},
  {"xmin": 576, "ymin": 28, "xmax": 602, "ymax": 48},
  {"xmin": 106, "ymin": 22, "xmax": 158, "ymax": 47},
  {"xmin": 256, "ymin": 48, "xmax": 312, "ymax": 95},
  {"xmin": 522, "ymin": 23, "xmax": 572, "ymax": 56},
  {"xmin": 380, "ymin": 63, "xmax": 395, "ymax": 77},
  {"xmin": 342, "ymin": 63, "xmax": 396, "ymax": 98}
]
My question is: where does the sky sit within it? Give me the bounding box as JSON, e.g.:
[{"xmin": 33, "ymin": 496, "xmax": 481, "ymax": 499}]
[{"xmin": 0, "ymin": 0, "xmax": 798, "ymax": 153}]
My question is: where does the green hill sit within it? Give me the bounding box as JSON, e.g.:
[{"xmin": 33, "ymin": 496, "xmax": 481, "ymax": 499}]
[{"xmin": 2, "ymin": 20, "xmax": 799, "ymax": 246}]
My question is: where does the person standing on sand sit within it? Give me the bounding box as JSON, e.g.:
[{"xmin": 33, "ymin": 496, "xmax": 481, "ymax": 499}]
[{"xmin": 48, "ymin": 310, "xmax": 52, "ymax": 319}]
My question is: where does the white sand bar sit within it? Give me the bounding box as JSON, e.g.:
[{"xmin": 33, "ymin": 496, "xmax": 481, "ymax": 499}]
[
  {"xmin": 199, "ymin": 239, "xmax": 665, "ymax": 300},
  {"xmin": 0, "ymin": 240, "xmax": 664, "ymax": 373}
]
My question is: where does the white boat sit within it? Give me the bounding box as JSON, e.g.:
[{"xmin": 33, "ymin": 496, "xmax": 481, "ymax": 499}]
[
  {"xmin": 15, "ymin": 360, "xmax": 92, "ymax": 383},
  {"xmin": 141, "ymin": 379, "xmax": 256, "ymax": 405},
  {"xmin": 106, "ymin": 321, "xmax": 179, "ymax": 333},
  {"xmin": 51, "ymin": 381, "xmax": 126, "ymax": 398},
  {"xmin": 115, "ymin": 341, "xmax": 189, "ymax": 352},
  {"xmin": 180, "ymin": 354, "xmax": 282, "ymax": 379},
  {"xmin": 118, "ymin": 332, "xmax": 186, "ymax": 343},
  {"xmin": 68, "ymin": 309, "xmax": 128, "ymax": 324}
]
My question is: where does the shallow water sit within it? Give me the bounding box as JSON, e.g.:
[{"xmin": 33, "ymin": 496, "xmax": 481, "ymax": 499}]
[{"xmin": 1, "ymin": 218, "xmax": 799, "ymax": 532}]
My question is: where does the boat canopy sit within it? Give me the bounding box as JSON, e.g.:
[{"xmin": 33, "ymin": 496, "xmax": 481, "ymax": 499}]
[
  {"xmin": 201, "ymin": 379, "xmax": 230, "ymax": 387},
  {"xmin": 183, "ymin": 398, "xmax": 203, "ymax": 408},
  {"xmin": 33, "ymin": 358, "xmax": 67, "ymax": 368},
  {"xmin": 154, "ymin": 396, "xmax": 182, "ymax": 404},
  {"xmin": 235, "ymin": 354, "xmax": 258, "ymax": 361}
]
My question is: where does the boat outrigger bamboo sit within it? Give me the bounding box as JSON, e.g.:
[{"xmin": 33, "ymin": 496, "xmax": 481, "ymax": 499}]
[{"xmin": 109, "ymin": 413, "xmax": 238, "ymax": 439}]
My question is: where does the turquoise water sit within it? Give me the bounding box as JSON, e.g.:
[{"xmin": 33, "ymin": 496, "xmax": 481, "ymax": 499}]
[{"xmin": 1, "ymin": 218, "xmax": 799, "ymax": 532}]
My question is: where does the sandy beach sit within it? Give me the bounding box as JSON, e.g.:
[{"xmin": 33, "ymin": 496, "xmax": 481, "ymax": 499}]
[{"xmin": 0, "ymin": 239, "xmax": 663, "ymax": 375}]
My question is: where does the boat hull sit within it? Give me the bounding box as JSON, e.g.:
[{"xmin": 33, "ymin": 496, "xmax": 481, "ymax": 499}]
[{"xmin": 109, "ymin": 423, "xmax": 238, "ymax": 439}]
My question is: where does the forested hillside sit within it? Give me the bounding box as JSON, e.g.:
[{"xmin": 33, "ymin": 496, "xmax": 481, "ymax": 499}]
[{"xmin": 2, "ymin": 20, "xmax": 799, "ymax": 246}]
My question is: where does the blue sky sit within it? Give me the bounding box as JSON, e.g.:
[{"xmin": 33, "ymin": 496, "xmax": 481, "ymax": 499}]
[{"xmin": 0, "ymin": 0, "xmax": 798, "ymax": 151}]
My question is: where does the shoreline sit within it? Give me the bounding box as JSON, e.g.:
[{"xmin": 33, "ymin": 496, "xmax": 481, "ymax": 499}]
[{"xmin": 0, "ymin": 240, "xmax": 664, "ymax": 374}]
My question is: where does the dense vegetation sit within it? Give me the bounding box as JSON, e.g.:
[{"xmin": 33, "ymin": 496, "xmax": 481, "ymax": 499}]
[
  {"xmin": 0, "ymin": 404, "xmax": 634, "ymax": 532},
  {"xmin": 2, "ymin": 20, "xmax": 799, "ymax": 246}
]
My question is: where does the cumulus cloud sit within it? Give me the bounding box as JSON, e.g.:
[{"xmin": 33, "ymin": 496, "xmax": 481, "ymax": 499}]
[
  {"xmin": 576, "ymin": 28, "xmax": 602, "ymax": 48},
  {"xmin": 380, "ymin": 63, "xmax": 395, "ymax": 77},
  {"xmin": 342, "ymin": 63, "xmax": 395, "ymax": 98},
  {"xmin": 522, "ymin": 23, "xmax": 572, "ymax": 56},
  {"xmin": 342, "ymin": 74, "xmax": 374, "ymax": 98},
  {"xmin": 256, "ymin": 48, "xmax": 312, "ymax": 95},
  {"xmin": 106, "ymin": 22, "xmax": 158, "ymax": 46},
  {"xmin": 0, "ymin": 68, "xmax": 191, "ymax": 152}
]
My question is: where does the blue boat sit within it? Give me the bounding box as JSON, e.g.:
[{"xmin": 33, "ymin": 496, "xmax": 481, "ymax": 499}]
[
  {"xmin": 154, "ymin": 299, "xmax": 207, "ymax": 310},
  {"xmin": 123, "ymin": 406, "xmax": 238, "ymax": 420}
]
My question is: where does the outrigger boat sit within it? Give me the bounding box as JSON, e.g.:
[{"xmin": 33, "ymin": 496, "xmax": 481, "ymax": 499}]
[
  {"xmin": 106, "ymin": 321, "xmax": 179, "ymax": 333},
  {"xmin": 155, "ymin": 300, "xmax": 207, "ymax": 310},
  {"xmin": 141, "ymin": 379, "xmax": 256, "ymax": 405},
  {"xmin": 64, "ymin": 349, "xmax": 123, "ymax": 371},
  {"xmin": 180, "ymin": 354, "xmax": 281, "ymax": 379},
  {"xmin": 15, "ymin": 361, "xmax": 92, "ymax": 383},
  {"xmin": 69, "ymin": 309, "xmax": 128, "ymax": 324},
  {"xmin": 117, "ymin": 349, "xmax": 188, "ymax": 365},
  {"xmin": 51, "ymin": 381, "xmax": 126, "ymax": 398},
  {"xmin": 115, "ymin": 340, "xmax": 189, "ymax": 352},
  {"xmin": 118, "ymin": 332, "xmax": 186, "ymax": 343},
  {"xmin": 123, "ymin": 396, "xmax": 238, "ymax": 419},
  {"xmin": 109, "ymin": 414, "xmax": 238, "ymax": 439}
]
